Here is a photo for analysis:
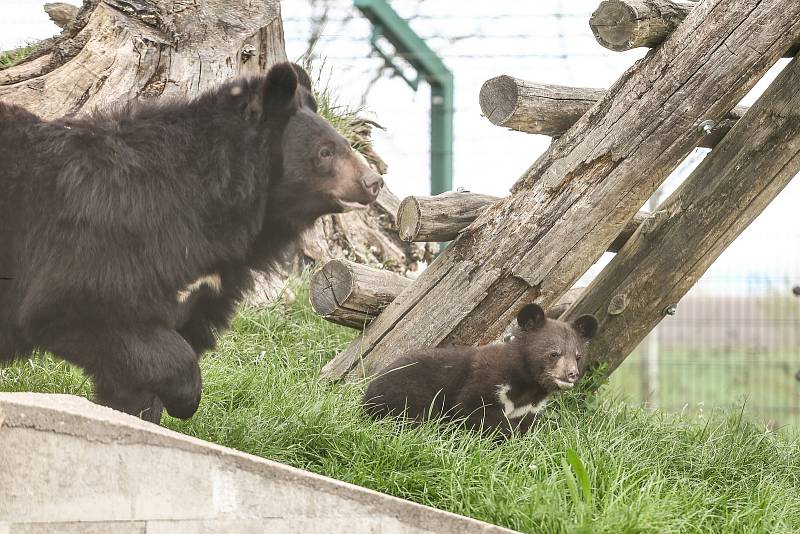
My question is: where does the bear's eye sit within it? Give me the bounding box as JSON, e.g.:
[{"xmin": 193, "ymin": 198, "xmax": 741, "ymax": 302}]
[
  {"xmin": 576, "ymin": 354, "xmax": 583, "ymax": 362},
  {"xmin": 319, "ymin": 146, "xmax": 334, "ymax": 159},
  {"xmin": 549, "ymin": 351, "xmax": 560, "ymax": 359}
]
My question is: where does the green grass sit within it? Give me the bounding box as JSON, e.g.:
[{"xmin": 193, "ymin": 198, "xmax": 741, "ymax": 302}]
[
  {"xmin": 2, "ymin": 279, "xmax": 800, "ymax": 533},
  {"xmin": 610, "ymin": 347, "xmax": 800, "ymax": 428},
  {"xmin": 305, "ymin": 59, "xmax": 378, "ymax": 156},
  {"xmin": 0, "ymin": 42, "xmax": 41, "ymax": 69}
]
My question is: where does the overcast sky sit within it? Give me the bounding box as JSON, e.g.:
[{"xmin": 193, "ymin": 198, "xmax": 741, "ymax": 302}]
[{"xmin": 2, "ymin": 0, "xmax": 797, "ymax": 293}]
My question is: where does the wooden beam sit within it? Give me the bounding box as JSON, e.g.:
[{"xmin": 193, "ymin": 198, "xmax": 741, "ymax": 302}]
[
  {"xmin": 310, "ymin": 259, "xmax": 412, "ymax": 329},
  {"xmin": 544, "ymin": 287, "xmax": 584, "ymax": 320},
  {"xmin": 398, "ymin": 191, "xmax": 648, "ymax": 252},
  {"xmin": 322, "ymin": 0, "xmax": 800, "ymax": 381},
  {"xmin": 590, "ymin": 0, "xmax": 800, "ymax": 56},
  {"xmin": 563, "ymin": 53, "xmax": 800, "ymax": 375},
  {"xmin": 479, "ymin": 80, "xmax": 604, "ymax": 138},
  {"xmin": 397, "ymin": 192, "xmax": 500, "ymax": 242},
  {"xmin": 607, "ymin": 211, "xmax": 648, "ymax": 253},
  {"xmin": 479, "ymin": 76, "xmax": 746, "ymax": 148}
]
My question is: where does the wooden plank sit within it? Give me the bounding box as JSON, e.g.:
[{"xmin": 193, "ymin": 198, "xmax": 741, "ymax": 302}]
[
  {"xmin": 479, "ymin": 76, "xmax": 746, "ymax": 147},
  {"xmin": 590, "ymin": 0, "xmax": 799, "ymax": 55},
  {"xmin": 321, "ymin": 0, "xmax": 800, "ymax": 381},
  {"xmin": 563, "ymin": 53, "xmax": 800, "ymax": 374}
]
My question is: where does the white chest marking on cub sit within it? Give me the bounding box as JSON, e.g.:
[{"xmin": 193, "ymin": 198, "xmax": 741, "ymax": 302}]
[
  {"xmin": 177, "ymin": 274, "xmax": 222, "ymax": 303},
  {"xmin": 496, "ymin": 384, "xmax": 548, "ymax": 419}
]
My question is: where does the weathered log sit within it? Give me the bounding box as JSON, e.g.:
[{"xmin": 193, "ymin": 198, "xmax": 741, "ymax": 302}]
[
  {"xmin": 398, "ymin": 191, "xmax": 647, "ymax": 253},
  {"xmin": 563, "ymin": 53, "xmax": 800, "ymax": 375},
  {"xmin": 590, "ymin": 0, "xmax": 800, "ymax": 56},
  {"xmin": 479, "ymin": 76, "xmax": 746, "ymax": 148},
  {"xmin": 479, "ymin": 80, "xmax": 604, "ymax": 138},
  {"xmin": 311, "ymin": 258, "xmax": 587, "ymax": 333},
  {"xmin": 321, "ymin": 0, "xmax": 800, "ymax": 381},
  {"xmin": 397, "ymin": 192, "xmax": 501, "ymax": 242},
  {"xmin": 0, "ymin": 1, "xmax": 288, "ymax": 116},
  {"xmin": 310, "ymin": 259, "xmax": 412, "ymax": 329},
  {"xmin": 608, "ymin": 212, "xmax": 648, "ymax": 253}
]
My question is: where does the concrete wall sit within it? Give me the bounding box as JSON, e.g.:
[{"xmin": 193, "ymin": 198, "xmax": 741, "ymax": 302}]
[{"xmin": 0, "ymin": 393, "xmax": 515, "ymax": 534}]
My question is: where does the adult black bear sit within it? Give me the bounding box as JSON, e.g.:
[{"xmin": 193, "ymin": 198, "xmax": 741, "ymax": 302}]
[
  {"xmin": 362, "ymin": 304, "xmax": 598, "ymax": 439},
  {"xmin": 0, "ymin": 63, "xmax": 383, "ymax": 423}
]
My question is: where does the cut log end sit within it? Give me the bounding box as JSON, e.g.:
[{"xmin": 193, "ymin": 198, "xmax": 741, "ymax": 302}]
[
  {"xmin": 396, "ymin": 192, "xmax": 502, "ymax": 243},
  {"xmin": 590, "ymin": 0, "xmax": 798, "ymax": 56},
  {"xmin": 309, "ymin": 260, "xmax": 355, "ymax": 317},
  {"xmin": 479, "ymin": 75, "xmax": 519, "ymax": 127},
  {"xmin": 397, "ymin": 197, "xmax": 422, "ymax": 242},
  {"xmin": 310, "ymin": 259, "xmax": 413, "ymax": 330},
  {"xmin": 589, "ymin": 0, "xmax": 644, "ymax": 51}
]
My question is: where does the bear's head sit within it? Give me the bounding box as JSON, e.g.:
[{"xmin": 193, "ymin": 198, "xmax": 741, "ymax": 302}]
[
  {"xmin": 513, "ymin": 303, "xmax": 598, "ymax": 392},
  {"xmin": 257, "ymin": 62, "xmax": 384, "ymax": 219}
]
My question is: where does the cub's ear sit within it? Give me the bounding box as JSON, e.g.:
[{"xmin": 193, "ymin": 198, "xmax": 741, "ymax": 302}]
[
  {"xmin": 517, "ymin": 303, "xmax": 546, "ymax": 331},
  {"xmin": 572, "ymin": 314, "xmax": 599, "ymax": 340},
  {"xmin": 290, "ymin": 63, "xmax": 313, "ymax": 91},
  {"xmin": 263, "ymin": 62, "xmax": 298, "ymax": 112}
]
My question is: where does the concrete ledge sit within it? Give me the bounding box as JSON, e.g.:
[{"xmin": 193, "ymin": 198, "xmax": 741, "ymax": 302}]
[{"xmin": 0, "ymin": 393, "xmax": 516, "ymax": 533}]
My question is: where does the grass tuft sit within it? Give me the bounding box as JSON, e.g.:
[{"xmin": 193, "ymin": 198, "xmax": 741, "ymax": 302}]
[
  {"xmin": 0, "ymin": 41, "xmax": 41, "ymax": 70},
  {"xmin": 2, "ymin": 278, "xmax": 799, "ymax": 533}
]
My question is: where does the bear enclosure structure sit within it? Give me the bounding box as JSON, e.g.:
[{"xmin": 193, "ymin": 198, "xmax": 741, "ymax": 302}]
[{"xmin": 317, "ymin": 0, "xmax": 800, "ymax": 382}]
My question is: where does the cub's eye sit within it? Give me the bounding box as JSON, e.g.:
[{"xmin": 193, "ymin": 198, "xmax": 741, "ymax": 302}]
[
  {"xmin": 319, "ymin": 146, "xmax": 334, "ymax": 159},
  {"xmin": 576, "ymin": 354, "xmax": 583, "ymax": 362},
  {"xmin": 549, "ymin": 351, "xmax": 560, "ymax": 359}
]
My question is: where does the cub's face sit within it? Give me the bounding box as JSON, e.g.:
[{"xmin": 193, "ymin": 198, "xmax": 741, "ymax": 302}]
[{"xmin": 514, "ymin": 304, "xmax": 599, "ymax": 391}]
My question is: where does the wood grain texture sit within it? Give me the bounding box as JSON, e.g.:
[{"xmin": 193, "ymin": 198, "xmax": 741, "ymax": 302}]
[
  {"xmin": 44, "ymin": 3, "xmax": 79, "ymax": 29},
  {"xmin": 398, "ymin": 191, "xmax": 647, "ymax": 252},
  {"xmin": 397, "ymin": 192, "xmax": 501, "ymax": 242},
  {"xmin": 479, "ymin": 78, "xmax": 605, "ymax": 137},
  {"xmin": 0, "ymin": 0, "xmax": 288, "ymax": 116},
  {"xmin": 310, "ymin": 259, "xmax": 412, "ymax": 329},
  {"xmin": 590, "ymin": 0, "xmax": 799, "ymax": 55},
  {"xmin": 479, "ymin": 75, "xmax": 747, "ymax": 148},
  {"xmin": 321, "ymin": 0, "xmax": 800, "ymax": 381},
  {"xmin": 563, "ymin": 53, "xmax": 800, "ymax": 374}
]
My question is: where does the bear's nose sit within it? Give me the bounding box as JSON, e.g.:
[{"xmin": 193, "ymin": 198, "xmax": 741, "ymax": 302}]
[
  {"xmin": 567, "ymin": 371, "xmax": 579, "ymax": 382},
  {"xmin": 363, "ymin": 173, "xmax": 384, "ymax": 197}
]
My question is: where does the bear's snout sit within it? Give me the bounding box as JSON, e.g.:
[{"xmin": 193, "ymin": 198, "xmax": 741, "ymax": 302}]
[{"xmin": 362, "ymin": 172, "xmax": 384, "ymax": 198}]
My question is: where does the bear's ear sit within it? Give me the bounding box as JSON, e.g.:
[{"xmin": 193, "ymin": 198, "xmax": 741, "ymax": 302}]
[
  {"xmin": 572, "ymin": 314, "xmax": 599, "ymax": 341},
  {"xmin": 263, "ymin": 62, "xmax": 298, "ymax": 112},
  {"xmin": 290, "ymin": 63, "xmax": 313, "ymax": 91},
  {"xmin": 517, "ymin": 303, "xmax": 546, "ymax": 331}
]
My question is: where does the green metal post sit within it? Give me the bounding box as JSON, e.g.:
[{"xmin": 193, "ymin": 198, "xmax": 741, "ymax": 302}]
[
  {"xmin": 354, "ymin": 0, "xmax": 454, "ymax": 194},
  {"xmin": 430, "ymin": 77, "xmax": 453, "ymax": 194}
]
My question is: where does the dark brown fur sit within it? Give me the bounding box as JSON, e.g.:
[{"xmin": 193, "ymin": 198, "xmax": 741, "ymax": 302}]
[
  {"xmin": 362, "ymin": 304, "xmax": 598, "ymax": 438},
  {"xmin": 0, "ymin": 63, "xmax": 383, "ymax": 423}
]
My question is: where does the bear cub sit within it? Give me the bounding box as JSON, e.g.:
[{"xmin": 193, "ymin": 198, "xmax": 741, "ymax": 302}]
[{"xmin": 362, "ymin": 304, "xmax": 599, "ymax": 438}]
